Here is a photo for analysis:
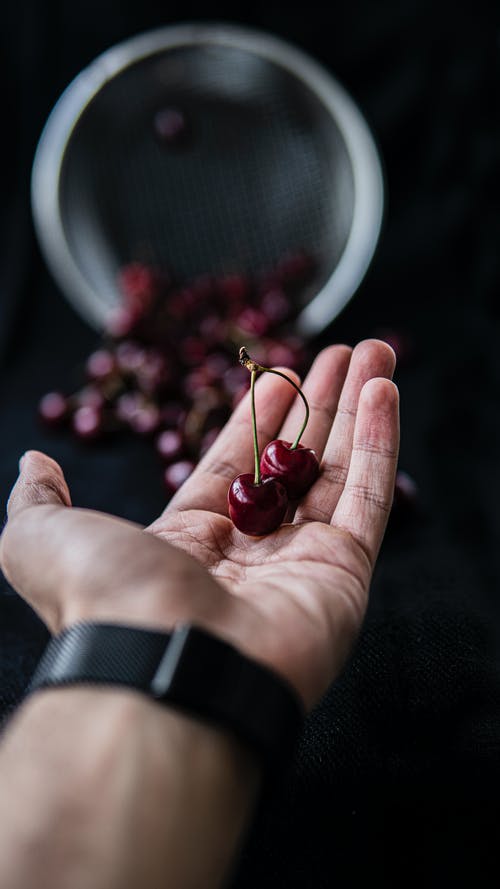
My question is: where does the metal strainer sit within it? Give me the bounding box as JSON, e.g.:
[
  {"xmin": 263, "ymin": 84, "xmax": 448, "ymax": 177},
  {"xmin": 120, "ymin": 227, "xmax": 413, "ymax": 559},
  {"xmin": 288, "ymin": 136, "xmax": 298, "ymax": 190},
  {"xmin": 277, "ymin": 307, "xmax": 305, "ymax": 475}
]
[{"xmin": 31, "ymin": 23, "xmax": 384, "ymax": 338}]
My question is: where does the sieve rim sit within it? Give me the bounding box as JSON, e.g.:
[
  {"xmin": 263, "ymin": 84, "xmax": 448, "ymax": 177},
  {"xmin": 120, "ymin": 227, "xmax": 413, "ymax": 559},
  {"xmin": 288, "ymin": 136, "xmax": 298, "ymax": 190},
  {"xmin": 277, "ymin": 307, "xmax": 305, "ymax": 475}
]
[{"xmin": 31, "ymin": 22, "xmax": 384, "ymax": 337}]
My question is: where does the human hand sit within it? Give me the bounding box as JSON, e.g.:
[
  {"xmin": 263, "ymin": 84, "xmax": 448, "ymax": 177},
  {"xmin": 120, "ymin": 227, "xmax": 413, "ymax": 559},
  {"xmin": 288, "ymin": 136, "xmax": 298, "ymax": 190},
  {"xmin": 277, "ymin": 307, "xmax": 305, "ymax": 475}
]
[{"xmin": 0, "ymin": 340, "xmax": 398, "ymax": 709}]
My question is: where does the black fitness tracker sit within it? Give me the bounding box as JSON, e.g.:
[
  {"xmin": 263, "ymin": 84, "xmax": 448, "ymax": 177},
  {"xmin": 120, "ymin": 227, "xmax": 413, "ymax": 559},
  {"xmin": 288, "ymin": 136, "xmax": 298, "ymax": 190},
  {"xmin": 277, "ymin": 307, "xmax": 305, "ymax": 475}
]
[{"xmin": 28, "ymin": 622, "xmax": 304, "ymax": 765}]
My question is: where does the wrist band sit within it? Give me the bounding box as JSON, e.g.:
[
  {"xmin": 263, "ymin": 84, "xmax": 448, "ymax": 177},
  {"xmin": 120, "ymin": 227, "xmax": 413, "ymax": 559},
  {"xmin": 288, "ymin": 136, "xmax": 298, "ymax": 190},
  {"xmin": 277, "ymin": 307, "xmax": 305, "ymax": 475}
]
[{"xmin": 28, "ymin": 622, "xmax": 304, "ymax": 765}]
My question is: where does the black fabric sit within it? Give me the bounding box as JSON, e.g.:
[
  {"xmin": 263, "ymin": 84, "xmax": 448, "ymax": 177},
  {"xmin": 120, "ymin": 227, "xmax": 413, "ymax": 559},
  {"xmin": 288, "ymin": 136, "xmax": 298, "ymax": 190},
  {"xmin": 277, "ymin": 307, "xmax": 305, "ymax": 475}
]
[{"xmin": 1, "ymin": 1, "xmax": 500, "ymax": 886}]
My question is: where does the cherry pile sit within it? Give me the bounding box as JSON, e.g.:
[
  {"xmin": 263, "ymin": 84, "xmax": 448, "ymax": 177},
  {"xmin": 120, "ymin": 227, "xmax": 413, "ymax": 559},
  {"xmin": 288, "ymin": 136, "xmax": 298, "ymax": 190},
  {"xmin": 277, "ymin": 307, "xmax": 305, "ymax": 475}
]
[{"xmin": 39, "ymin": 253, "xmax": 315, "ymax": 496}]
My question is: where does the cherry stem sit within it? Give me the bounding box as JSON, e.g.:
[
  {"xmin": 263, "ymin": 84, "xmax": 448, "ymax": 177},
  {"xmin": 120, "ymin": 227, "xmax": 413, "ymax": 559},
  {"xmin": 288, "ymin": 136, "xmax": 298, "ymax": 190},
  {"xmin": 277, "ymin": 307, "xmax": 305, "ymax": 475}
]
[
  {"xmin": 239, "ymin": 347, "xmax": 309, "ymax": 449},
  {"xmin": 250, "ymin": 370, "xmax": 261, "ymax": 485}
]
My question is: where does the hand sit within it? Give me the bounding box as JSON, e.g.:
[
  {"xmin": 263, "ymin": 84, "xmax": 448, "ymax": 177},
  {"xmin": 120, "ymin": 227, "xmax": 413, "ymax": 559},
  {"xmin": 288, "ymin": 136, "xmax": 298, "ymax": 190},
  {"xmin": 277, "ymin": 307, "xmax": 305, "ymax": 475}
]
[{"xmin": 1, "ymin": 340, "xmax": 398, "ymax": 709}]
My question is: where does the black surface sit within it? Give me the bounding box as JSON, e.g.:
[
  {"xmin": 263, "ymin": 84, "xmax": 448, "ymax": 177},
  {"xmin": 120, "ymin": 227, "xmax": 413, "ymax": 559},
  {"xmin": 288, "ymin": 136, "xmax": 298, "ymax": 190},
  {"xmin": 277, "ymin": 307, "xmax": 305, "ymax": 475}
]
[{"xmin": 1, "ymin": 2, "xmax": 500, "ymax": 886}]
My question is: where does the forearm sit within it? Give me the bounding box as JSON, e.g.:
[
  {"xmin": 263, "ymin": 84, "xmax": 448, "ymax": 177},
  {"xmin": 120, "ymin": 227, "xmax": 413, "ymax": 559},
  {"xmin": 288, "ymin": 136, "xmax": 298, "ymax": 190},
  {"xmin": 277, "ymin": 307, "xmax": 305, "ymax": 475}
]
[{"xmin": 0, "ymin": 687, "xmax": 260, "ymax": 889}]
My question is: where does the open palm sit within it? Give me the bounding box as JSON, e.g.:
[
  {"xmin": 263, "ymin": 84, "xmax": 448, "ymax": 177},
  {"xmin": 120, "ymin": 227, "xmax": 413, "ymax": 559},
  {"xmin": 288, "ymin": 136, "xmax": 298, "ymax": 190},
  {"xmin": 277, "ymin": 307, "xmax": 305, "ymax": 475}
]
[
  {"xmin": 1, "ymin": 340, "xmax": 398, "ymax": 710},
  {"xmin": 147, "ymin": 339, "xmax": 399, "ymax": 706}
]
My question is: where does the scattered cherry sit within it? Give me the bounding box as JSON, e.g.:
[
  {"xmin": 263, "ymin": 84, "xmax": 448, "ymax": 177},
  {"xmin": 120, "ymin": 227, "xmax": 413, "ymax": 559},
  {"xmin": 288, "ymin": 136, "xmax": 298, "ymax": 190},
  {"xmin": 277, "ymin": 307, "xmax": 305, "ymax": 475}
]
[
  {"xmin": 105, "ymin": 305, "xmax": 141, "ymax": 338},
  {"xmin": 259, "ymin": 288, "xmax": 290, "ymax": 325},
  {"xmin": 236, "ymin": 307, "xmax": 270, "ymax": 337},
  {"xmin": 129, "ymin": 403, "xmax": 161, "ymax": 437},
  {"xmin": 260, "ymin": 439, "xmax": 319, "ymax": 499},
  {"xmin": 72, "ymin": 405, "xmax": 103, "ymax": 441},
  {"xmin": 392, "ymin": 470, "xmax": 419, "ymax": 514},
  {"xmin": 38, "ymin": 392, "xmax": 68, "ymax": 427},
  {"xmin": 156, "ymin": 429, "xmax": 184, "ymax": 462},
  {"xmin": 38, "ymin": 251, "xmax": 316, "ymax": 505},
  {"xmin": 86, "ymin": 349, "xmax": 116, "ymax": 381},
  {"xmin": 164, "ymin": 460, "xmax": 195, "ymax": 494},
  {"xmin": 77, "ymin": 386, "xmax": 106, "ymax": 410},
  {"xmin": 118, "ymin": 262, "xmax": 162, "ymax": 313}
]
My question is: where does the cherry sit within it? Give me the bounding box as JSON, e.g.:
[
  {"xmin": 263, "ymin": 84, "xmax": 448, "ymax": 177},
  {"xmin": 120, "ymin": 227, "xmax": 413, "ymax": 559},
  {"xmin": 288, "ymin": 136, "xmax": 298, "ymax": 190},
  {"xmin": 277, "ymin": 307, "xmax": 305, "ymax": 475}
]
[
  {"xmin": 154, "ymin": 108, "xmax": 188, "ymax": 145},
  {"xmin": 164, "ymin": 460, "xmax": 195, "ymax": 494},
  {"xmin": 72, "ymin": 405, "xmax": 103, "ymax": 441},
  {"xmin": 117, "ymin": 262, "xmax": 161, "ymax": 313},
  {"xmin": 179, "ymin": 336, "xmax": 207, "ymax": 367},
  {"xmin": 85, "ymin": 349, "xmax": 116, "ymax": 381},
  {"xmin": 217, "ymin": 274, "xmax": 250, "ymax": 308},
  {"xmin": 228, "ymin": 474, "xmax": 288, "ymax": 536},
  {"xmin": 259, "ymin": 287, "xmax": 291, "ymax": 325},
  {"xmin": 76, "ymin": 385, "xmax": 106, "ymax": 410},
  {"xmin": 392, "ymin": 470, "xmax": 419, "ymax": 514},
  {"xmin": 136, "ymin": 350, "xmax": 170, "ymax": 394},
  {"xmin": 236, "ymin": 307, "xmax": 270, "ymax": 337},
  {"xmin": 129, "ymin": 403, "xmax": 161, "ymax": 436},
  {"xmin": 260, "ymin": 439, "xmax": 319, "ymax": 499},
  {"xmin": 105, "ymin": 305, "xmax": 142, "ymax": 339},
  {"xmin": 156, "ymin": 429, "xmax": 184, "ymax": 462},
  {"xmin": 227, "ymin": 356, "xmax": 288, "ymax": 535},
  {"xmin": 38, "ymin": 391, "xmax": 68, "ymax": 427},
  {"xmin": 115, "ymin": 340, "xmax": 147, "ymax": 374},
  {"xmin": 276, "ymin": 249, "xmax": 315, "ymax": 285},
  {"xmin": 239, "ymin": 346, "xmax": 319, "ymax": 500}
]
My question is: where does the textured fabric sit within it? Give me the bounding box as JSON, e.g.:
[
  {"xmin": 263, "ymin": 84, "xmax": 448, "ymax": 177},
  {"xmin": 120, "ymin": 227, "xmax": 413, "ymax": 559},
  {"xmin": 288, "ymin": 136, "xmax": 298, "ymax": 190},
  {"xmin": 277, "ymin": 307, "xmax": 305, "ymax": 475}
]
[{"xmin": 1, "ymin": 2, "xmax": 500, "ymax": 886}]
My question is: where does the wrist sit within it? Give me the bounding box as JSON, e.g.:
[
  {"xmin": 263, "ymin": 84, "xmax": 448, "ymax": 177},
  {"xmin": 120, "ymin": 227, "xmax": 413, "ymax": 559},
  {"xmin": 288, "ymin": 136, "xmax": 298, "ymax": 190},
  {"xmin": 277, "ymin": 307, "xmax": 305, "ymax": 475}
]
[
  {"xmin": 0, "ymin": 686, "xmax": 260, "ymax": 889},
  {"xmin": 28, "ymin": 622, "xmax": 304, "ymax": 767}
]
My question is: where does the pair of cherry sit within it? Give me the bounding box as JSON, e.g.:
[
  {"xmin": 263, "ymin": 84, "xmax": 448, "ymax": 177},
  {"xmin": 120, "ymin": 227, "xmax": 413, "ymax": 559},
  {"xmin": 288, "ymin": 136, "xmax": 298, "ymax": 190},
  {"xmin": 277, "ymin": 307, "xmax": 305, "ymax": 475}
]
[{"xmin": 228, "ymin": 348, "xmax": 319, "ymax": 536}]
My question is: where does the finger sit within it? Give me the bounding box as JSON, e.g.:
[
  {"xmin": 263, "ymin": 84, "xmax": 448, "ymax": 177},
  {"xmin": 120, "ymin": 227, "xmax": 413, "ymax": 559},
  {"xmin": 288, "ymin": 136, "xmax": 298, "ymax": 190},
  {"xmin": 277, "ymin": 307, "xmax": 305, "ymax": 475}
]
[
  {"xmin": 331, "ymin": 377, "xmax": 399, "ymax": 563},
  {"xmin": 2, "ymin": 451, "xmax": 72, "ymax": 628},
  {"xmin": 294, "ymin": 339, "xmax": 396, "ymax": 524},
  {"xmin": 277, "ymin": 344, "xmax": 352, "ymax": 453},
  {"xmin": 157, "ymin": 366, "xmax": 301, "ymax": 518},
  {"xmin": 6, "ymin": 450, "xmax": 71, "ymax": 519}
]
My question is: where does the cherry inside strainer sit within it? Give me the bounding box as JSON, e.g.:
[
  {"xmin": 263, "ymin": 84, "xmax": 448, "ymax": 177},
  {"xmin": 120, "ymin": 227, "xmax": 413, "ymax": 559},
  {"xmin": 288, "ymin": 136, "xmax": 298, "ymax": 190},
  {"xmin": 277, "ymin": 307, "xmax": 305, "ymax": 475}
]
[{"xmin": 31, "ymin": 23, "xmax": 384, "ymax": 338}]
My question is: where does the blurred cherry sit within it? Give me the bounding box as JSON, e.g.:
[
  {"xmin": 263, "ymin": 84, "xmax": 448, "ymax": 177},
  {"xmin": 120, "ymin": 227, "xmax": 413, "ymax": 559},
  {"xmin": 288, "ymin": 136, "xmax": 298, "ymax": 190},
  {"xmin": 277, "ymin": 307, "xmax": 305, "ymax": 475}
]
[{"xmin": 38, "ymin": 392, "xmax": 68, "ymax": 427}]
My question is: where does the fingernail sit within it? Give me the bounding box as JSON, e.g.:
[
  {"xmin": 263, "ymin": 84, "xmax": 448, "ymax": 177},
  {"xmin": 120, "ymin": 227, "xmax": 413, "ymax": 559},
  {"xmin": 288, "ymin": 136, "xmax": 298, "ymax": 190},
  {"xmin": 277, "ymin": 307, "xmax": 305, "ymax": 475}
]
[{"xmin": 19, "ymin": 452, "xmax": 28, "ymax": 473}]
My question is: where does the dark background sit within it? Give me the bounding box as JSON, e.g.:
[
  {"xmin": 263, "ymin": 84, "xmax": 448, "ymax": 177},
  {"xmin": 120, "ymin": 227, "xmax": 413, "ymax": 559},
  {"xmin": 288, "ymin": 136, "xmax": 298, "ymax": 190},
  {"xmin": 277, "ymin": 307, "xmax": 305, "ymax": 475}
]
[{"xmin": 1, "ymin": 1, "xmax": 500, "ymax": 886}]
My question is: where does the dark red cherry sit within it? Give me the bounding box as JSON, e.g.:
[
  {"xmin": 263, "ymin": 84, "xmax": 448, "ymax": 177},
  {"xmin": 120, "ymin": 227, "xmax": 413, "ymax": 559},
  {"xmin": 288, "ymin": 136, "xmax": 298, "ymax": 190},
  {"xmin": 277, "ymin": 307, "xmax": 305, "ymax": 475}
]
[
  {"xmin": 117, "ymin": 262, "xmax": 161, "ymax": 312},
  {"xmin": 228, "ymin": 474, "xmax": 288, "ymax": 536},
  {"xmin": 260, "ymin": 439, "xmax": 319, "ymax": 499}
]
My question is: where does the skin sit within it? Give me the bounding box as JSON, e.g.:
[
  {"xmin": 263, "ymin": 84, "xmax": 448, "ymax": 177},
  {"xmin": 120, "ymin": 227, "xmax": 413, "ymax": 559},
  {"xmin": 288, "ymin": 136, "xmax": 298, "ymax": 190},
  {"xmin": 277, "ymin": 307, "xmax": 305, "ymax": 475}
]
[{"xmin": 0, "ymin": 339, "xmax": 399, "ymax": 889}]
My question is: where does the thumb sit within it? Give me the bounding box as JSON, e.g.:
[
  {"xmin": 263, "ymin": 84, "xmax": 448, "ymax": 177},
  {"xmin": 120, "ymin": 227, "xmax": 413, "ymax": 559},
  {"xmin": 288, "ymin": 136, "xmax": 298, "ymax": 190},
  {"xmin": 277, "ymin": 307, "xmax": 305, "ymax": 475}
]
[
  {"xmin": 1, "ymin": 451, "xmax": 72, "ymax": 629},
  {"xmin": 6, "ymin": 450, "xmax": 71, "ymax": 520}
]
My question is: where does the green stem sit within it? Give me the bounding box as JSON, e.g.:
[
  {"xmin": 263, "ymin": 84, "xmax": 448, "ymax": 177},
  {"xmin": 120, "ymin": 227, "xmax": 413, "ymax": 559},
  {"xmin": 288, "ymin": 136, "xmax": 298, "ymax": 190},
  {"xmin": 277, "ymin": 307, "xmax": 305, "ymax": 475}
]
[
  {"xmin": 238, "ymin": 347, "xmax": 309, "ymax": 450},
  {"xmin": 250, "ymin": 370, "xmax": 261, "ymax": 485},
  {"xmin": 260, "ymin": 367, "xmax": 309, "ymax": 449}
]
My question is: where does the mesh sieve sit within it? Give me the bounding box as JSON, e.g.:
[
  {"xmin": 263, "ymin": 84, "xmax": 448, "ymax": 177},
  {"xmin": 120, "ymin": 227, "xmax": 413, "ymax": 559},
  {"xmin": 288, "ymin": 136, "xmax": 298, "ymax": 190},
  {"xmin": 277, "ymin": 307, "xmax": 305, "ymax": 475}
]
[{"xmin": 31, "ymin": 23, "xmax": 384, "ymax": 338}]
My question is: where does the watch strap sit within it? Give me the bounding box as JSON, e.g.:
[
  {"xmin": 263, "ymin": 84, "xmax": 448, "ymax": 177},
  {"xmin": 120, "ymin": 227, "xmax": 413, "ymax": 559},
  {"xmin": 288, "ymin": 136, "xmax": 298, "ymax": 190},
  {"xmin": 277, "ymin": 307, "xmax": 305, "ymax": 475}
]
[{"xmin": 28, "ymin": 622, "xmax": 304, "ymax": 765}]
